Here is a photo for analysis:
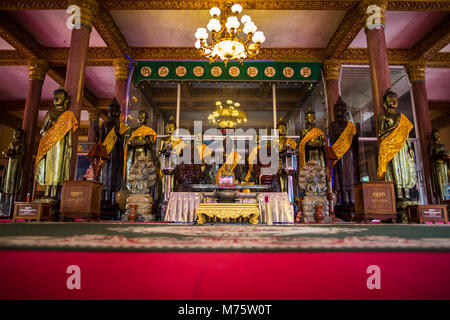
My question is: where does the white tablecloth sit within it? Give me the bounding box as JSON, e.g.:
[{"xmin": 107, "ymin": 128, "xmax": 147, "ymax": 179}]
[{"xmin": 163, "ymin": 192, "xmax": 294, "ymax": 223}]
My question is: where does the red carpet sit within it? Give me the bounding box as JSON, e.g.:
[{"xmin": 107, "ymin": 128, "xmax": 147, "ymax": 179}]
[{"xmin": 1, "ymin": 250, "xmax": 449, "ymax": 300}]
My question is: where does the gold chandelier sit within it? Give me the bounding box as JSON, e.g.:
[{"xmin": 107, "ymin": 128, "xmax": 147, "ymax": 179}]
[
  {"xmin": 208, "ymin": 100, "xmax": 248, "ymax": 128},
  {"xmin": 195, "ymin": 2, "xmax": 266, "ymax": 66}
]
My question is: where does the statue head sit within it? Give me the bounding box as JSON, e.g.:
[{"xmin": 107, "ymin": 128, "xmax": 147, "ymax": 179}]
[
  {"xmin": 277, "ymin": 117, "xmax": 287, "ymax": 135},
  {"xmin": 333, "ymin": 96, "xmax": 347, "ymax": 120},
  {"xmin": 53, "ymin": 87, "xmax": 70, "ymax": 111},
  {"xmin": 108, "ymin": 98, "xmax": 121, "ymax": 121},
  {"xmin": 305, "ymin": 109, "xmax": 316, "ymax": 127},
  {"xmin": 13, "ymin": 127, "xmax": 24, "ymax": 141},
  {"xmin": 382, "ymin": 89, "xmax": 398, "ymax": 113},
  {"xmin": 166, "ymin": 115, "xmax": 176, "ymax": 135},
  {"xmin": 431, "ymin": 129, "xmax": 441, "ymax": 142},
  {"xmin": 137, "ymin": 110, "xmax": 149, "ymax": 126}
]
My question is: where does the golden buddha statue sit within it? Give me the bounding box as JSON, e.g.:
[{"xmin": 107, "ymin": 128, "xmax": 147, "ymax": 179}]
[
  {"xmin": 429, "ymin": 129, "xmax": 449, "ymax": 202},
  {"xmin": 1, "ymin": 127, "xmax": 25, "ymax": 195},
  {"xmin": 159, "ymin": 116, "xmax": 181, "ymax": 156},
  {"xmin": 277, "ymin": 118, "xmax": 289, "ymax": 192},
  {"xmin": 299, "ymin": 109, "xmax": 326, "ymax": 169},
  {"xmin": 377, "ymin": 89, "xmax": 417, "ymax": 200},
  {"xmin": 124, "ymin": 110, "xmax": 157, "ymax": 189},
  {"xmin": 35, "ymin": 88, "xmax": 78, "ymax": 199}
]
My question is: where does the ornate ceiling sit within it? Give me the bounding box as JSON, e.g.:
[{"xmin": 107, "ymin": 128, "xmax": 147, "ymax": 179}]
[{"xmin": 0, "ymin": 0, "xmax": 448, "ymax": 129}]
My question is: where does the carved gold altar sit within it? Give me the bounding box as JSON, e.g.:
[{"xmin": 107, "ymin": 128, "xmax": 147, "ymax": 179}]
[{"xmin": 196, "ymin": 203, "xmax": 260, "ymax": 225}]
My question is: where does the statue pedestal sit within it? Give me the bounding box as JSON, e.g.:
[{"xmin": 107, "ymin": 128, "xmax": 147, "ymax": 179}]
[
  {"xmin": 126, "ymin": 193, "xmax": 154, "ymax": 222},
  {"xmin": 302, "ymin": 195, "xmax": 330, "ymax": 223},
  {"xmin": 60, "ymin": 181, "xmax": 101, "ymax": 221}
]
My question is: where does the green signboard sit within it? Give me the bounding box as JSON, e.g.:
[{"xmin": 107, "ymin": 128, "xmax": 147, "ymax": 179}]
[{"xmin": 134, "ymin": 61, "xmax": 322, "ymax": 83}]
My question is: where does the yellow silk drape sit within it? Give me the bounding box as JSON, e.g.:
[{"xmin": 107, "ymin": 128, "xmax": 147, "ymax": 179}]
[
  {"xmin": 123, "ymin": 125, "xmax": 157, "ymax": 180},
  {"xmin": 331, "ymin": 121, "xmax": 356, "ymax": 165},
  {"xmin": 35, "ymin": 110, "xmax": 78, "ymax": 166},
  {"xmin": 377, "ymin": 113, "xmax": 413, "ymax": 178},
  {"xmin": 298, "ymin": 127, "xmax": 325, "ymax": 169}
]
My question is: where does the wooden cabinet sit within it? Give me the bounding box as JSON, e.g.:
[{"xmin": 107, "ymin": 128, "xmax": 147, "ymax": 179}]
[
  {"xmin": 353, "ymin": 181, "xmax": 396, "ymax": 222},
  {"xmin": 13, "ymin": 202, "xmax": 52, "ymax": 222},
  {"xmin": 60, "ymin": 181, "xmax": 101, "ymax": 221},
  {"xmin": 408, "ymin": 205, "xmax": 448, "ymax": 224}
]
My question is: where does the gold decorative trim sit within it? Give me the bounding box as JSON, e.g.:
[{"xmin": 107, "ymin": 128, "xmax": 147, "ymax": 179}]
[
  {"xmin": 247, "ymin": 66, "xmax": 258, "ymax": 77},
  {"xmin": 405, "ymin": 60, "xmax": 426, "ymax": 82},
  {"xmin": 1, "ymin": 0, "xmax": 449, "ymax": 10},
  {"xmin": 113, "ymin": 57, "xmax": 130, "ymax": 80},
  {"xmin": 324, "ymin": 2, "xmax": 367, "ymax": 59},
  {"xmin": 323, "ymin": 59, "xmax": 341, "ymax": 80},
  {"xmin": 70, "ymin": 0, "xmax": 99, "ymax": 30},
  {"xmin": 264, "ymin": 66, "xmax": 276, "ymax": 77},
  {"xmin": 196, "ymin": 203, "xmax": 260, "ymax": 225},
  {"xmin": 211, "ymin": 66, "xmax": 222, "ymax": 77},
  {"xmin": 93, "ymin": 7, "xmax": 129, "ymax": 56},
  {"xmin": 0, "ymin": 48, "xmax": 448, "ymax": 68},
  {"xmin": 176, "ymin": 66, "xmax": 187, "ymax": 77},
  {"xmin": 27, "ymin": 58, "xmax": 49, "ymax": 81},
  {"xmin": 158, "ymin": 66, "xmax": 169, "ymax": 77},
  {"xmin": 283, "ymin": 67, "xmax": 294, "ymax": 78},
  {"xmin": 228, "ymin": 66, "xmax": 240, "ymax": 77}
]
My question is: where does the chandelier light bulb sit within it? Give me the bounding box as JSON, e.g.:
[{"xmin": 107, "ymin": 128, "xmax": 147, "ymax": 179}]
[
  {"xmin": 227, "ymin": 100, "xmax": 233, "ymax": 104},
  {"xmin": 195, "ymin": 28, "xmax": 208, "ymax": 40},
  {"xmin": 209, "ymin": 7, "xmax": 221, "ymax": 17},
  {"xmin": 253, "ymin": 31, "xmax": 265, "ymax": 43},
  {"xmin": 244, "ymin": 21, "xmax": 257, "ymax": 34},
  {"xmin": 231, "ymin": 4, "xmax": 242, "ymax": 13},
  {"xmin": 241, "ymin": 15, "xmax": 251, "ymax": 24},
  {"xmin": 196, "ymin": 4, "xmax": 265, "ymax": 64}
]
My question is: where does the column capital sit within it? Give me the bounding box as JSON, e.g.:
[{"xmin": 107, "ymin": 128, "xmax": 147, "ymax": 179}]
[
  {"xmin": 27, "ymin": 58, "xmax": 49, "ymax": 81},
  {"xmin": 362, "ymin": 0, "xmax": 388, "ymax": 32},
  {"xmin": 406, "ymin": 60, "xmax": 427, "ymax": 82},
  {"xmin": 323, "ymin": 59, "xmax": 341, "ymax": 81},
  {"xmin": 113, "ymin": 57, "xmax": 130, "ymax": 80},
  {"xmin": 70, "ymin": 0, "xmax": 99, "ymax": 30}
]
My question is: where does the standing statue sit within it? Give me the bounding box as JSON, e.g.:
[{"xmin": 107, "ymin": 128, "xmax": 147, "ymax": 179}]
[
  {"xmin": 159, "ymin": 116, "xmax": 184, "ymax": 195},
  {"xmin": 429, "ymin": 129, "xmax": 449, "ymax": 203},
  {"xmin": 278, "ymin": 118, "xmax": 297, "ymax": 190},
  {"xmin": 95, "ymin": 98, "xmax": 129, "ymax": 205},
  {"xmin": 1, "ymin": 127, "xmax": 25, "ymax": 195},
  {"xmin": 329, "ymin": 97, "xmax": 358, "ymax": 205},
  {"xmin": 377, "ymin": 89, "xmax": 417, "ymax": 200},
  {"xmin": 299, "ymin": 109, "xmax": 326, "ymax": 170},
  {"xmin": 35, "ymin": 88, "xmax": 78, "ymax": 200},
  {"xmin": 124, "ymin": 110, "xmax": 157, "ymax": 189}
]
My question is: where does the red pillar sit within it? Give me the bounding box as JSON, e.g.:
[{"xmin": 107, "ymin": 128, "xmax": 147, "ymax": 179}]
[
  {"xmin": 21, "ymin": 58, "xmax": 49, "ymax": 200},
  {"xmin": 406, "ymin": 61, "xmax": 434, "ymax": 204},
  {"xmin": 113, "ymin": 57, "xmax": 130, "ymax": 121},
  {"xmin": 66, "ymin": 0, "xmax": 99, "ymax": 179},
  {"xmin": 323, "ymin": 59, "xmax": 341, "ymax": 125},
  {"xmin": 364, "ymin": 0, "xmax": 391, "ymax": 126}
]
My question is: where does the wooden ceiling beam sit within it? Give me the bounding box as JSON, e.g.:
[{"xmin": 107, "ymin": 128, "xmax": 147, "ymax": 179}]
[
  {"xmin": 93, "ymin": 6, "xmax": 129, "ymax": 57},
  {"xmin": 410, "ymin": 16, "xmax": 450, "ymax": 61},
  {"xmin": 0, "ymin": 11, "xmax": 100, "ymax": 110},
  {"xmin": 2, "ymin": 0, "xmax": 449, "ymax": 11},
  {"xmin": 323, "ymin": 1, "xmax": 367, "ymax": 59},
  {"xmin": 1, "ymin": 48, "xmax": 449, "ymax": 68}
]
